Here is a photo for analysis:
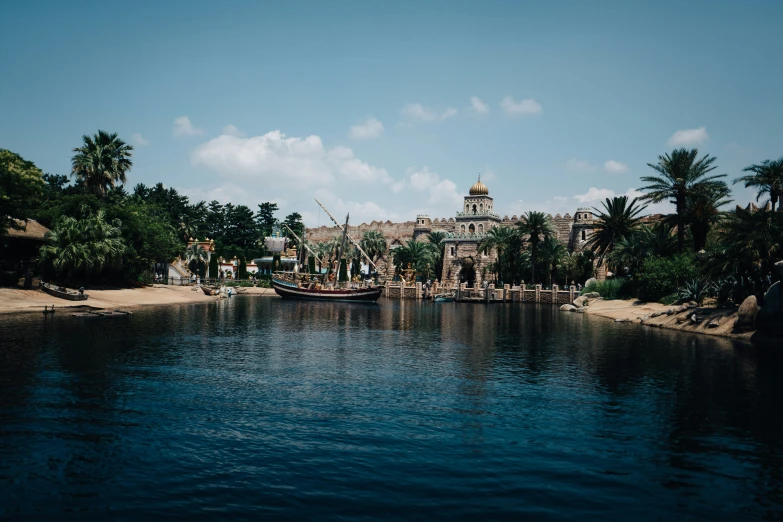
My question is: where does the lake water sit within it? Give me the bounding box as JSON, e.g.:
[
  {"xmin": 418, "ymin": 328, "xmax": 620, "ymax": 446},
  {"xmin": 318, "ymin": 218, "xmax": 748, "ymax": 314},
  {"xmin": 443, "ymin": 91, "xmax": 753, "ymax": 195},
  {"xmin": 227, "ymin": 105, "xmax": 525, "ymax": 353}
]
[{"xmin": 1, "ymin": 297, "xmax": 782, "ymax": 520}]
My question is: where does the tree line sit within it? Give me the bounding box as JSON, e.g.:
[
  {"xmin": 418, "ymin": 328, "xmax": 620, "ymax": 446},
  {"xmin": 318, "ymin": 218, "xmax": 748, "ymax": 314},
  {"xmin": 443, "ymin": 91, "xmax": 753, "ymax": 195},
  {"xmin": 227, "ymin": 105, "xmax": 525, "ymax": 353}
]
[{"xmin": 0, "ymin": 131, "xmax": 304, "ymax": 286}]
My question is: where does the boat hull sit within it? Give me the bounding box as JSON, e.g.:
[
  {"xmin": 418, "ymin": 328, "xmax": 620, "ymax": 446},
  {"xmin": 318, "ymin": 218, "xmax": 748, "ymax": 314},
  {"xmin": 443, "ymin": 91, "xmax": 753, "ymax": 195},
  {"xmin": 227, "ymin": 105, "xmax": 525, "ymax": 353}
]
[
  {"xmin": 41, "ymin": 283, "xmax": 88, "ymax": 301},
  {"xmin": 272, "ymin": 278, "xmax": 383, "ymax": 302}
]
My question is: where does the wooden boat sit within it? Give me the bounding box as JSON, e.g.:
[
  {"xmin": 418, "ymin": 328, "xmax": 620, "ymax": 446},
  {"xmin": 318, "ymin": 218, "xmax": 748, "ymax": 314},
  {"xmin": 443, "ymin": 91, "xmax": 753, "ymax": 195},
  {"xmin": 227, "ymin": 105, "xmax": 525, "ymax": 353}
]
[
  {"xmin": 72, "ymin": 309, "xmax": 132, "ymax": 318},
  {"xmin": 272, "ymin": 274, "xmax": 383, "ymax": 302},
  {"xmin": 41, "ymin": 282, "xmax": 88, "ymax": 301}
]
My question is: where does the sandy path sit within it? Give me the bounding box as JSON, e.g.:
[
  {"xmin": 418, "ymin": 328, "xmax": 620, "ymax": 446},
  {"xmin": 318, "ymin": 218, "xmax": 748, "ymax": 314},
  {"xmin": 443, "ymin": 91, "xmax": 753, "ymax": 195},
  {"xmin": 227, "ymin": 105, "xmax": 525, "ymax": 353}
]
[{"xmin": 0, "ymin": 285, "xmax": 277, "ymax": 314}]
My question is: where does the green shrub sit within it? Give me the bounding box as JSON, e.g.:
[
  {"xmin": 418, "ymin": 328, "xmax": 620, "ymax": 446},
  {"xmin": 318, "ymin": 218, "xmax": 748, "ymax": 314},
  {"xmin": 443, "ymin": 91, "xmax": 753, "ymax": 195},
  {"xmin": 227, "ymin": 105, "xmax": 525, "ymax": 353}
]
[
  {"xmin": 636, "ymin": 254, "xmax": 699, "ymax": 303},
  {"xmin": 0, "ymin": 271, "xmax": 20, "ymax": 287},
  {"xmin": 582, "ymin": 277, "xmax": 634, "ymax": 300},
  {"xmin": 678, "ymin": 279, "xmax": 711, "ymax": 306}
]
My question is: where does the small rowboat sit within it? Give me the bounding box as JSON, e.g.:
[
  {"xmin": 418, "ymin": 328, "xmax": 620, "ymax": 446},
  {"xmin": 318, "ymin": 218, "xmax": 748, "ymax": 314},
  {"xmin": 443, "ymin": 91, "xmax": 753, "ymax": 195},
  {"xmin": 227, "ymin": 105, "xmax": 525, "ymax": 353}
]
[
  {"xmin": 433, "ymin": 293, "xmax": 455, "ymax": 303},
  {"xmin": 41, "ymin": 282, "xmax": 88, "ymax": 301},
  {"xmin": 72, "ymin": 309, "xmax": 132, "ymax": 318},
  {"xmin": 201, "ymin": 285, "xmax": 220, "ymax": 296}
]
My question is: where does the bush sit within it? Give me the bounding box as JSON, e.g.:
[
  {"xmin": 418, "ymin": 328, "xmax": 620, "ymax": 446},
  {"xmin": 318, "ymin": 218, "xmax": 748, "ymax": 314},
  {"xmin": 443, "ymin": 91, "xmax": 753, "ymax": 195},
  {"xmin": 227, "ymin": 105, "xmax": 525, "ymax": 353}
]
[
  {"xmin": 0, "ymin": 271, "xmax": 20, "ymax": 287},
  {"xmin": 636, "ymin": 254, "xmax": 700, "ymax": 303},
  {"xmin": 582, "ymin": 277, "xmax": 634, "ymax": 300},
  {"xmin": 678, "ymin": 279, "xmax": 711, "ymax": 306}
]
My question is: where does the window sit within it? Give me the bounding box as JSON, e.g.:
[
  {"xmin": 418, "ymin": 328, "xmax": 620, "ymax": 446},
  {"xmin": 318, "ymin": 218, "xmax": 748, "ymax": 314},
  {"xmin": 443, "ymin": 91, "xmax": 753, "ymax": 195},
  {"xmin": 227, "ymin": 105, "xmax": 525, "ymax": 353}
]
[
  {"xmin": 472, "ymin": 204, "xmax": 477, "ymax": 214},
  {"xmin": 581, "ymin": 230, "xmax": 586, "ymax": 241},
  {"xmin": 469, "ymin": 224, "xmax": 475, "ymax": 234},
  {"xmin": 479, "ymin": 204, "xmax": 484, "ymax": 212},
  {"xmin": 450, "ymin": 246, "xmax": 455, "ymax": 256},
  {"xmin": 478, "ymin": 224, "xmax": 484, "ymax": 234},
  {"xmin": 460, "ymin": 224, "xmax": 466, "ymax": 234}
]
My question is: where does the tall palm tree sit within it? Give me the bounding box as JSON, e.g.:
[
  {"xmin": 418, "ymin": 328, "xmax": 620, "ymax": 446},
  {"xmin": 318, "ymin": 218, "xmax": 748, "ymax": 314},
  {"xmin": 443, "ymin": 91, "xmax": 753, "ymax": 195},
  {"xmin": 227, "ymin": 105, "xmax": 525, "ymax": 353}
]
[
  {"xmin": 683, "ymin": 182, "xmax": 732, "ymax": 252},
  {"xmin": 477, "ymin": 226, "xmax": 515, "ymax": 284},
  {"xmin": 734, "ymin": 157, "xmax": 783, "ymax": 212},
  {"xmin": 585, "ymin": 196, "xmax": 647, "ymax": 262},
  {"xmin": 71, "ymin": 130, "xmax": 134, "ymax": 198},
  {"xmin": 640, "ymin": 148, "xmax": 727, "ymax": 252},
  {"xmin": 391, "ymin": 239, "xmax": 433, "ymax": 279},
  {"xmin": 538, "ymin": 236, "xmax": 566, "ymax": 287},
  {"xmin": 516, "ymin": 211, "xmax": 555, "ymax": 285},
  {"xmin": 426, "ymin": 231, "xmax": 446, "ymax": 281}
]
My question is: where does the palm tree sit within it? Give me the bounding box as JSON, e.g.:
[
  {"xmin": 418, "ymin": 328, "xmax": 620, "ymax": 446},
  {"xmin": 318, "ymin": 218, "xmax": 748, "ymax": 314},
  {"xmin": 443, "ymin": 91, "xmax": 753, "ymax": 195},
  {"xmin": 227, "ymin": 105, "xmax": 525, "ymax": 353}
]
[
  {"xmin": 640, "ymin": 148, "xmax": 727, "ymax": 253},
  {"xmin": 314, "ymin": 242, "xmax": 331, "ymax": 272},
  {"xmin": 391, "ymin": 239, "xmax": 433, "ymax": 279},
  {"xmin": 734, "ymin": 157, "xmax": 783, "ymax": 212},
  {"xmin": 605, "ymin": 221, "xmax": 677, "ymax": 275},
  {"xmin": 185, "ymin": 243, "xmax": 208, "ymax": 274},
  {"xmin": 38, "ymin": 211, "xmax": 125, "ymax": 281},
  {"xmin": 359, "ymin": 230, "xmax": 387, "ymax": 265},
  {"xmin": 516, "ymin": 211, "xmax": 555, "ymax": 285},
  {"xmin": 683, "ymin": 182, "xmax": 732, "ymax": 252},
  {"xmin": 477, "ymin": 226, "xmax": 515, "ymax": 284},
  {"xmin": 71, "ymin": 130, "xmax": 134, "ymax": 198},
  {"xmin": 426, "ymin": 231, "xmax": 446, "ymax": 281},
  {"xmin": 585, "ymin": 196, "xmax": 647, "ymax": 262},
  {"xmin": 538, "ymin": 236, "xmax": 566, "ymax": 287}
]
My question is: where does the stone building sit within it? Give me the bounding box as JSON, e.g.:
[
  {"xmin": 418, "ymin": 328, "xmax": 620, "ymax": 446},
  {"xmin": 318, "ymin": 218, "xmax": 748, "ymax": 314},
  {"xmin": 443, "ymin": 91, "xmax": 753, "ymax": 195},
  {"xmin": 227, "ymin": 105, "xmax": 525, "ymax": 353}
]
[{"xmin": 306, "ymin": 177, "xmax": 597, "ymax": 286}]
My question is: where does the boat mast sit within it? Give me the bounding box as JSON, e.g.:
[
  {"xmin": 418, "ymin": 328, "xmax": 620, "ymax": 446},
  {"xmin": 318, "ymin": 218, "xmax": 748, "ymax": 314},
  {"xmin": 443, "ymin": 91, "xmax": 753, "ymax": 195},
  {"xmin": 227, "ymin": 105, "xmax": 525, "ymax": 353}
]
[
  {"xmin": 282, "ymin": 223, "xmax": 325, "ymax": 269},
  {"xmin": 333, "ymin": 213, "xmax": 350, "ymax": 282},
  {"xmin": 314, "ymin": 198, "xmax": 378, "ymax": 271}
]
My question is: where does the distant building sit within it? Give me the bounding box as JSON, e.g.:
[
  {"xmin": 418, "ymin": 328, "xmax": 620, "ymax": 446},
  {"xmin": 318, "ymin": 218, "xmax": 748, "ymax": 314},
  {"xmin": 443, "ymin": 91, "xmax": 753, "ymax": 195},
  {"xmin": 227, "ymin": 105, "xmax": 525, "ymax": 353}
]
[
  {"xmin": 1, "ymin": 219, "xmax": 50, "ymax": 289},
  {"xmin": 307, "ymin": 177, "xmax": 599, "ymax": 286}
]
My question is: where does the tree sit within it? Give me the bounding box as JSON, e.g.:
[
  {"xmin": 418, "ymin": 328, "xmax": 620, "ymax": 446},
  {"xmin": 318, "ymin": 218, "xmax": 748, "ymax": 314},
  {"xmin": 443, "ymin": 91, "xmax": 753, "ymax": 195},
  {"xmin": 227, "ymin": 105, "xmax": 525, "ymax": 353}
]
[
  {"xmin": 360, "ymin": 230, "xmax": 387, "ymax": 266},
  {"xmin": 640, "ymin": 148, "xmax": 727, "ymax": 253},
  {"xmin": 683, "ymin": 182, "xmax": 731, "ymax": 252},
  {"xmin": 209, "ymin": 254, "xmax": 218, "ymax": 279},
  {"xmin": 0, "ymin": 149, "xmax": 45, "ymax": 232},
  {"xmin": 516, "ymin": 211, "xmax": 555, "ymax": 285},
  {"xmin": 71, "ymin": 130, "xmax": 133, "ymax": 198},
  {"xmin": 38, "ymin": 210, "xmax": 125, "ymax": 281},
  {"xmin": 734, "ymin": 157, "xmax": 783, "ymax": 212},
  {"xmin": 391, "ymin": 239, "xmax": 433, "ymax": 278},
  {"xmin": 224, "ymin": 204, "xmax": 258, "ymax": 251},
  {"xmin": 585, "ymin": 196, "xmax": 647, "ymax": 262},
  {"xmin": 477, "ymin": 225, "xmax": 517, "ymax": 284},
  {"xmin": 256, "ymin": 202, "xmax": 279, "ymax": 239},
  {"xmin": 538, "ymin": 236, "xmax": 566, "ymax": 287},
  {"xmin": 426, "ymin": 231, "xmax": 446, "ymax": 281},
  {"xmin": 283, "ymin": 212, "xmax": 305, "ymax": 248},
  {"xmin": 238, "ymin": 256, "xmax": 248, "ymax": 279},
  {"xmin": 185, "ymin": 243, "xmax": 208, "ymax": 275}
]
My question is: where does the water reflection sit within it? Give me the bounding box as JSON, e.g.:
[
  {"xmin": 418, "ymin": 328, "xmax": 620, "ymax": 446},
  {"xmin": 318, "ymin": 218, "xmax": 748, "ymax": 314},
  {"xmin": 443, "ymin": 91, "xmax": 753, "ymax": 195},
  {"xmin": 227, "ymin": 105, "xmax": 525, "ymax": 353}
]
[{"xmin": 0, "ymin": 298, "xmax": 781, "ymax": 520}]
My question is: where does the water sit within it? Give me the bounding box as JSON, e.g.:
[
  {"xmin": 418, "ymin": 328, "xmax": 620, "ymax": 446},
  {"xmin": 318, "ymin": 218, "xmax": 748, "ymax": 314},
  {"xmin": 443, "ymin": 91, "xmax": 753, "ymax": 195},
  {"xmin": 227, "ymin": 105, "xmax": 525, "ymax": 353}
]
[{"xmin": 1, "ymin": 298, "xmax": 782, "ymax": 521}]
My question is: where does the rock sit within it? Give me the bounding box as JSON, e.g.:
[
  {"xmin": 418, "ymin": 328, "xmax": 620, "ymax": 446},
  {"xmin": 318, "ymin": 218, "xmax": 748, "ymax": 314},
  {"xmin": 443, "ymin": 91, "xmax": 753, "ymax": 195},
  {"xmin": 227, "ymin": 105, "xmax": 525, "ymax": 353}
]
[
  {"xmin": 689, "ymin": 313, "xmax": 700, "ymax": 324},
  {"xmin": 675, "ymin": 305, "xmax": 688, "ymax": 313},
  {"xmin": 614, "ymin": 318, "xmax": 630, "ymax": 322},
  {"xmin": 585, "ymin": 277, "xmax": 598, "ymax": 288},
  {"xmin": 560, "ymin": 304, "xmax": 577, "ymax": 312},
  {"xmin": 575, "ymin": 307, "xmax": 586, "ymax": 313},
  {"xmin": 666, "ymin": 308, "xmax": 675, "ymax": 316},
  {"xmin": 735, "ymin": 295, "xmax": 760, "ymax": 331},
  {"xmin": 641, "ymin": 314, "xmax": 650, "ymax": 321},
  {"xmin": 573, "ymin": 295, "xmax": 588, "ymax": 308},
  {"xmin": 584, "ymin": 292, "xmax": 601, "ymax": 299},
  {"xmin": 776, "ymin": 260, "xmax": 783, "ymax": 278},
  {"xmin": 689, "ymin": 301, "xmax": 699, "ymax": 307},
  {"xmin": 707, "ymin": 320, "xmax": 720, "ymax": 328}
]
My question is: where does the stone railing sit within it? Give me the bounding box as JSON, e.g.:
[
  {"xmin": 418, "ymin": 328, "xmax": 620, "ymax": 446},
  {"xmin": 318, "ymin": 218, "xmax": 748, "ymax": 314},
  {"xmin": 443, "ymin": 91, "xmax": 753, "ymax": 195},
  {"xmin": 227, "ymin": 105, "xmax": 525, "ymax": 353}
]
[
  {"xmin": 445, "ymin": 232, "xmax": 488, "ymax": 240},
  {"xmin": 455, "ymin": 210, "xmax": 500, "ymax": 219},
  {"xmin": 382, "ymin": 281, "xmax": 577, "ymax": 304}
]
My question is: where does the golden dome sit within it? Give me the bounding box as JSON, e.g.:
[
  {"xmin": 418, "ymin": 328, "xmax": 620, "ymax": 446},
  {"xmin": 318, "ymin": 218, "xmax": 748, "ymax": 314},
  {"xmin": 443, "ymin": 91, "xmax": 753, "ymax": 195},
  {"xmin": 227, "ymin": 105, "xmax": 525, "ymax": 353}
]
[{"xmin": 469, "ymin": 176, "xmax": 489, "ymax": 195}]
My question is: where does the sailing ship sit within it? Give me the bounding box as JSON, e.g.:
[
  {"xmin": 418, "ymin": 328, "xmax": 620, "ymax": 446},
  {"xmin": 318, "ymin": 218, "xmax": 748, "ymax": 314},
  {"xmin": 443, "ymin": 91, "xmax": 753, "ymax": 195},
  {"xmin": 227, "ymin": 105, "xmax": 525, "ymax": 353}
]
[{"xmin": 269, "ymin": 200, "xmax": 383, "ymax": 302}]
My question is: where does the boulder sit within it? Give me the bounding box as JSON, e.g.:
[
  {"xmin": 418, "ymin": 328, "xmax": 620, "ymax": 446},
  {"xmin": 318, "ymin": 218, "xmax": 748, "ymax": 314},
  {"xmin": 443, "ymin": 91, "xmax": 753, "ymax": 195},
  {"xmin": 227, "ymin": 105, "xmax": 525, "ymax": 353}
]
[
  {"xmin": 575, "ymin": 307, "xmax": 586, "ymax": 313},
  {"xmin": 560, "ymin": 304, "xmax": 577, "ymax": 312},
  {"xmin": 707, "ymin": 319, "xmax": 720, "ymax": 328},
  {"xmin": 776, "ymin": 259, "xmax": 783, "ymax": 278},
  {"xmin": 584, "ymin": 292, "xmax": 601, "ymax": 299},
  {"xmin": 675, "ymin": 305, "xmax": 688, "ymax": 313},
  {"xmin": 573, "ymin": 295, "xmax": 588, "ymax": 308},
  {"xmin": 585, "ymin": 277, "xmax": 598, "ymax": 288},
  {"xmin": 666, "ymin": 308, "xmax": 675, "ymax": 316},
  {"xmin": 735, "ymin": 295, "xmax": 760, "ymax": 331}
]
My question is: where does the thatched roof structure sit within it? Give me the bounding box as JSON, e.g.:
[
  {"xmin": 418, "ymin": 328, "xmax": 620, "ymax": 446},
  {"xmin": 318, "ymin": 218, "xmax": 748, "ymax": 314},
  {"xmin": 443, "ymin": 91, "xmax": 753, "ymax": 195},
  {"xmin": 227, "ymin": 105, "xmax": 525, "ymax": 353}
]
[{"xmin": 3, "ymin": 219, "xmax": 50, "ymax": 241}]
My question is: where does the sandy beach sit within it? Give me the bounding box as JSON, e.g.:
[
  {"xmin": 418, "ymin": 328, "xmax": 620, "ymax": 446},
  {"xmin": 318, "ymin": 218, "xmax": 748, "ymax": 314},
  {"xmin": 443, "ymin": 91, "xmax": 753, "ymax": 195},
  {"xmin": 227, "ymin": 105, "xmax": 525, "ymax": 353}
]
[{"xmin": 0, "ymin": 285, "xmax": 277, "ymax": 315}]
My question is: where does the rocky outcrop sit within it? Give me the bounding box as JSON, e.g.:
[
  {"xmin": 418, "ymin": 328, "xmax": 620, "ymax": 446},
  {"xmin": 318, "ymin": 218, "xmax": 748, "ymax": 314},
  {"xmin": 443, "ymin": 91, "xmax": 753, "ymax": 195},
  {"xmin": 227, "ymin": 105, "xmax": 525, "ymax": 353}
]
[
  {"xmin": 573, "ymin": 295, "xmax": 588, "ymax": 308},
  {"xmin": 735, "ymin": 296, "xmax": 760, "ymax": 331},
  {"xmin": 560, "ymin": 304, "xmax": 577, "ymax": 312},
  {"xmin": 585, "ymin": 278, "xmax": 597, "ymax": 288}
]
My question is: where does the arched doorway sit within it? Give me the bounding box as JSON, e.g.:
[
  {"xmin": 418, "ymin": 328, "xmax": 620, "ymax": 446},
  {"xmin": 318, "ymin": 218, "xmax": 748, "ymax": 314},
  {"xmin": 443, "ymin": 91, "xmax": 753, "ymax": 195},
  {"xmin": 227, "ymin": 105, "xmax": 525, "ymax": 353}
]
[{"xmin": 459, "ymin": 256, "xmax": 476, "ymax": 288}]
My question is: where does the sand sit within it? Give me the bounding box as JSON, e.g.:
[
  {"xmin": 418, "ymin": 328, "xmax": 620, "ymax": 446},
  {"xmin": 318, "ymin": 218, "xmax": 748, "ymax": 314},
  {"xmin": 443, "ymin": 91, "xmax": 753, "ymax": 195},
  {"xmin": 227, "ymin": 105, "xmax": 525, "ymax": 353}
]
[
  {"xmin": 0, "ymin": 285, "xmax": 277, "ymax": 315},
  {"xmin": 583, "ymin": 298, "xmax": 756, "ymax": 341}
]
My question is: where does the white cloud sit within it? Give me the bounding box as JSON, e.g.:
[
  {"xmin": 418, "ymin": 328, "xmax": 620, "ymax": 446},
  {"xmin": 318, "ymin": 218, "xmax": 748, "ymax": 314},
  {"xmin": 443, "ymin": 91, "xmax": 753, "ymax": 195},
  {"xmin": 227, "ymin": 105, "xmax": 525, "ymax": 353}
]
[
  {"xmin": 173, "ymin": 116, "xmax": 204, "ymax": 137},
  {"xmin": 603, "ymin": 160, "xmax": 629, "ymax": 174},
  {"xmin": 405, "ymin": 166, "xmax": 463, "ymax": 213},
  {"xmin": 441, "ymin": 107, "xmax": 458, "ymax": 120},
  {"xmin": 349, "ymin": 117, "xmax": 384, "ymax": 140},
  {"xmin": 131, "ymin": 133, "xmax": 150, "ymax": 146},
  {"xmin": 500, "ymin": 96, "xmax": 543, "ymax": 116},
  {"xmin": 470, "ymin": 96, "xmax": 489, "ymax": 114},
  {"xmin": 667, "ymin": 126, "xmax": 708, "ymax": 147},
  {"xmin": 222, "ymin": 124, "xmax": 245, "ymax": 137},
  {"xmin": 565, "ymin": 158, "xmax": 597, "ymax": 173},
  {"xmin": 402, "ymin": 103, "xmax": 458, "ymax": 122},
  {"xmin": 307, "ymin": 188, "xmax": 402, "ymax": 226},
  {"xmin": 192, "ymin": 130, "xmax": 402, "ymax": 193}
]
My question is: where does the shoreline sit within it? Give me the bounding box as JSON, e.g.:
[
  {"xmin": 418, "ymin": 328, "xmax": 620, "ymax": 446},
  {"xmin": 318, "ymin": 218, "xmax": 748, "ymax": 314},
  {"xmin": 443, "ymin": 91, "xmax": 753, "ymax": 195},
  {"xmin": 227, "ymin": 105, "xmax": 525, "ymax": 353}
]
[
  {"xmin": 582, "ymin": 298, "xmax": 770, "ymax": 343},
  {"xmin": 0, "ymin": 285, "xmax": 277, "ymax": 315}
]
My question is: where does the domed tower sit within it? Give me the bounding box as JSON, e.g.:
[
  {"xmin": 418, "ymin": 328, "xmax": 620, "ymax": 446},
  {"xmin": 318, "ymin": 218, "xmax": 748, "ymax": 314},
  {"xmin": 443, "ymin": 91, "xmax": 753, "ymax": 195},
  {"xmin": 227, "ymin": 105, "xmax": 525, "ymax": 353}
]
[{"xmin": 571, "ymin": 207, "xmax": 594, "ymax": 251}]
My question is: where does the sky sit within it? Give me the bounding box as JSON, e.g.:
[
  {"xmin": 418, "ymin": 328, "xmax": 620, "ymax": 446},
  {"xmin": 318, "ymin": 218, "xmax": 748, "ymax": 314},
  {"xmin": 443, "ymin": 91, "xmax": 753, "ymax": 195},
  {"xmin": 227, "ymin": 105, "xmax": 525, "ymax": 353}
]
[{"xmin": 2, "ymin": 0, "xmax": 782, "ymax": 227}]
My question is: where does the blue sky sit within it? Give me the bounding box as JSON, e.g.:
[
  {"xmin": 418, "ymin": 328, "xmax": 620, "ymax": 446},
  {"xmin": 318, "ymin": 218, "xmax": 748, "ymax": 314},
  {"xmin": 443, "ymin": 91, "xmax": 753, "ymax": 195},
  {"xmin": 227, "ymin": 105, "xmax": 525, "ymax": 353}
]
[{"xmin": 2, "ymin": 0, "xmax": 782, "ymax": 226}]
